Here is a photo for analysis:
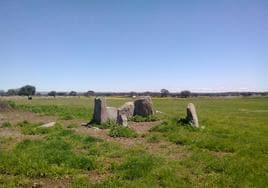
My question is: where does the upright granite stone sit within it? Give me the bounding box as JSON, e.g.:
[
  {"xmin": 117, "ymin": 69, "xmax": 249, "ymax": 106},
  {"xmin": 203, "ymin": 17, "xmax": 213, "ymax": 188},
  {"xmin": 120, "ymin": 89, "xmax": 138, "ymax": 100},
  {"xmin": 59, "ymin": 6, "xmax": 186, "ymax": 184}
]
[
  {"xmin": 117, "ymin": 114, "xmax": 128, "ymax": 127},
  {"xmin": 186, "ymin": 103, "xmax": 199, "ymax": 128},
  {"xmin": 92, "ymin": 97, "xmax": 117, "ymax": 124},
  {"xmin": 134, "ymin": 96, "xmax": 154, "ymax": 117},
  {"xmin": 92, "ymin": 97, "xmax": 107, "ymax": 124},
  {"xmin": 118, "ymin": 102, "xmax": 134, "ymax": 119}
]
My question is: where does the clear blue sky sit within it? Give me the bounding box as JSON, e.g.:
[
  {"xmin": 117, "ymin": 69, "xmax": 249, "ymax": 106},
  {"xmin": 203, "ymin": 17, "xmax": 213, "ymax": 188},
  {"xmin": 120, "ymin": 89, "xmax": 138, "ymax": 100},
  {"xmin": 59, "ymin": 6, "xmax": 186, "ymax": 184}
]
[{"xmin": 0, "ymin": 0, "xmax": 267, "ymax": 92}]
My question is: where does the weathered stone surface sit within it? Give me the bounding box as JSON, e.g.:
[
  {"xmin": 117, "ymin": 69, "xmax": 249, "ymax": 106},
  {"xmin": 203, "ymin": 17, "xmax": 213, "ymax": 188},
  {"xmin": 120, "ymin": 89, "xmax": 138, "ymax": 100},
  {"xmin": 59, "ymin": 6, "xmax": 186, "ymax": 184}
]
[
  {"xmin": 118, "ymin": 102, "xmax": 134, "ymax": 119},
  {"xmin": 134, "ymin": 96, "xmax": 154, "ymax": 117},
  {"xmin": 106, "ymin": 107, "xmax": 118, "ymax": 122},
  {"xmin": 40, "ymin": 122, "xmax": 56, "ymax": 128},
  {"xmin": 117, "ymin": 114, "xmax": 128, "ymax": 127},
  {"xmin": 92, "ymin": 97, "xmax": 117, "ymax": 124},
  {"xmin": 186, "ymin": 103, "xmax": 199, "ymax": 128},
  {"xmin": 92, "ymin": 97, "xmax": 107, "ymax": 124}
]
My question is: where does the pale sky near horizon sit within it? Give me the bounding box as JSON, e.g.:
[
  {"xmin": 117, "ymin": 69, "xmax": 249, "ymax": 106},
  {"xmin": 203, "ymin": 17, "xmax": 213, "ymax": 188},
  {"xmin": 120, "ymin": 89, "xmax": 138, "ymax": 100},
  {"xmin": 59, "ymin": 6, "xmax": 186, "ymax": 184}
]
[{"xmin": 0, "ymin": 0, "xmax": 267, "ymax": 92}]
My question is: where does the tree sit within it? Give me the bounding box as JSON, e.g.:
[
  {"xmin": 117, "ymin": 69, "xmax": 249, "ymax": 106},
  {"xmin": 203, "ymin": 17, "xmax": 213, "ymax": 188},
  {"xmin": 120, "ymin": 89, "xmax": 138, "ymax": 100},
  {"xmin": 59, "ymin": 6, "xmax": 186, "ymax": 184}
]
[
  {"xmin": 85, "ymin": 90, "xmax": 95, "ymax": 97},
  {"xmin": 57, "ymin": 92, "xmax": 67, "ymax": 96},
  {"xmin": 6, "ymin": 89, "xmax": 18, "ymax": 96},
  {"xmin": 48, "ymin": 91, "xmax": 57, "ymax": 98},
  {"xmin": 69, "ymin": 91, "xmax": 77, "ymax": 96},
  {"xmin": 18, "ymin": 85, "xmax": 36, "ymax": 99},
  {"xmin": 0, "ymin": 90, "xmax": 5, "ymax": 96},
  {"xmin": 129, "ymin": 91, "xmax": 137, "ymax": 98},
  {"xmin": 160, "ymin": 89, "xmax": 169, "ymax": 97},
  {"xmin": 180, "ymin": 90, "xmax": 191, "ymax": 98}
]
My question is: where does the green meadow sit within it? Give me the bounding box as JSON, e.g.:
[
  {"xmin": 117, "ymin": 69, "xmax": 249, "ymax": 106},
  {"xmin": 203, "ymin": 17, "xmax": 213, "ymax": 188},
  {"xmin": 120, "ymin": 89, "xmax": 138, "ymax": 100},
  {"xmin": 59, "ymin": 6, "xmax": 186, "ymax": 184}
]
[{"xmin": 0, "ymin": 96, "xmax": 267, "ymax": 187}]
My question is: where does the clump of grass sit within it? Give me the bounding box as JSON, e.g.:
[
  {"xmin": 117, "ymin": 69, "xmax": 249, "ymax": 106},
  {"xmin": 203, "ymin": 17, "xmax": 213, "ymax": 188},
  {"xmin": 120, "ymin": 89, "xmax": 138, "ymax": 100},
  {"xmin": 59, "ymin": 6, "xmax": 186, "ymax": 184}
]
[
  {"xmin": 112, "ymin": 150, "xmax": 158, "ymax": 180},
  {"xmin": 0, "ymin": 129, "xmax": 100, "ymax": 179},
  {"xmin": 96, "ymin": 120, "xmax": 117, "ymax": 129},
  {"xmin": 71, "ymin": 175, "xmax": 91, "ymax": 187},
  {"xmin": 6, "ymin": 100, "xmax": 16, "ymax": 108},
  {"xmin": 146, "ymin": 134, "xmax": 160, "ymax": 143},
  {"xmin": 87, "ymin": 142, "xmax": 124, "ymax": 158},
  {"xmin": 150, "ymin": 118, "xmax": 179, "ymax": 132},
  {"xmin": 130, "ymin": 115, "xmax": 159, "ymax": 122},
  {"xmin": 0, "ymin": 174, "xmax": 30, "ymax": 187},
  {"xmin": 0, "ymin": 138, "xmax": 95, "ymax": 178},
  {"xmin": 67, "ymin": 124, "xmax": 78, "ymax": 128},
  {"xmin": 62, "ymin": 114, "xmax": 74, "ymax": 120},
  {"xmin": 15, "ymin": 104, "xmax": 90, "ymax": 120},
  {"xmin": 150, "ymin": 118, "xmax": 238, "ymax": 152},
  {"xmin": 1, "ymin": 122, "xmax": 12, "ymax": 128},
  {"xmin": 109, "ymin": 126, "xmax": 138, "ymax": 138}
]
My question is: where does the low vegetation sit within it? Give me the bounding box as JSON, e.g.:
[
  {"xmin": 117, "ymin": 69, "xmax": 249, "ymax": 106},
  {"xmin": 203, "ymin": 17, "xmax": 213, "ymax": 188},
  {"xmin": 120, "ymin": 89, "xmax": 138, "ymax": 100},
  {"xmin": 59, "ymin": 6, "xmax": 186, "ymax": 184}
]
[
  {"xmin": 17, "ymin": 120, "xmax": 63, "ymax": 135},
  {"xmin": 0, "ymin": 96, "xmax": 267, "ymax": 187},
  {"xmin": 130, "ymin": 115, "xmax": 159, "ymax": 122},
  {"xmin": 109, "ymin": 126, "xmax": 138, "ymax": 138},
  {"xmin": 1, "ymin": 122, "xmax": 11, "ymax": 128}
]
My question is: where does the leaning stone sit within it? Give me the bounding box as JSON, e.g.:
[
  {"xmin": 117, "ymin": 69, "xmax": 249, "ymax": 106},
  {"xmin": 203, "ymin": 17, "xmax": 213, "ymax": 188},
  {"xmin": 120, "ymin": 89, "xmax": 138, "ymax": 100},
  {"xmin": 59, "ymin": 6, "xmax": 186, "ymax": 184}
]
[
  {"xmin": 117, "ymin": 114, "xmax": 128, "ymax": 127},
  {"xmin": 134, "ymin": 96, "xmax": 154, "ymax": 117},
  {"xmin": 40, "ymin": 122, "xmax": 56, "ymax": 128},
  {"xmin": 118, "ymin": 102, "xmax": 134, "ymax": 119},
  {"xmin": 92, "ymin": 97, "xmax": 107, "ymax": 124},
  {"xmin": 186, "ymin": 103, "xmax": 199, "ymax": 128}
]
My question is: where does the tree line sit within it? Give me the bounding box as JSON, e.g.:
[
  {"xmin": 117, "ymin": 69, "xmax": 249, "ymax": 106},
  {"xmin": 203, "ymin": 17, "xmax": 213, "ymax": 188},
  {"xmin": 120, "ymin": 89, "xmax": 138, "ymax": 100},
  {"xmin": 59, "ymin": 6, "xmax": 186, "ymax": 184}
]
[{"xmin": 0, "ymin": 86, "xmax": 267, "ymax": 99}]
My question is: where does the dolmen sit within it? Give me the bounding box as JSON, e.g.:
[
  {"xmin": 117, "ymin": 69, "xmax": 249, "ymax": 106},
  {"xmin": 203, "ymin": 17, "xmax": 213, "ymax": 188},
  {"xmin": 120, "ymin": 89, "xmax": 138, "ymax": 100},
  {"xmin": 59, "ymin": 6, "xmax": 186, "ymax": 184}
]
[{"xmin": 91, "ymin": 96, "xmax": 154, "ymax": 126}]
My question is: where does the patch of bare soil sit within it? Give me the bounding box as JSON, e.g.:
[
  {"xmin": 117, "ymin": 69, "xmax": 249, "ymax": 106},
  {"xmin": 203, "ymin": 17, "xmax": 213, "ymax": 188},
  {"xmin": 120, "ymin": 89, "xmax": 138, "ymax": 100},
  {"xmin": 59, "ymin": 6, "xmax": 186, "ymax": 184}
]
[
  {"xmin": 0, "ymin": 110, "xmax": 57, "ymax": 125},
  {"xmin": 0, "ymin": 110, "xmax": 57, "ymax": 141},
  {"xmin": 30, "ymin": 178, "xmax": 70, "ymax": 188},
  {"xmin": 128, "ymin": 121, "xmax": 161, "ymax": 134},
  {"xmin": 74, "ymin": 121, "xmax": 190, "ymax": 161}
]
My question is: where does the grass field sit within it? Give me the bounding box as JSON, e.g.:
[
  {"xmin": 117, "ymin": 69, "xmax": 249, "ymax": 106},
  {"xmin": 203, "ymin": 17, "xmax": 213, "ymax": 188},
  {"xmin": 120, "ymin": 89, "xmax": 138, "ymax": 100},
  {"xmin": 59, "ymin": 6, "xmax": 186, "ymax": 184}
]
[{"xmin": 0, "ymin": 96, "xmax": 268, "ymax": 187}]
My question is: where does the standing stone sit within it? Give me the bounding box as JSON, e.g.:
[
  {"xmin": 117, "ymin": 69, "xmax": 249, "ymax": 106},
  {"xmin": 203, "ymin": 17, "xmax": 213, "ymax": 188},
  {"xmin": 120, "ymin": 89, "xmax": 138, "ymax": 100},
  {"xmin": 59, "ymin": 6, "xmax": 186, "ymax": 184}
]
[
  {"xmin": 92, "ymin": 97, "xmax": 117, "ymax": 124},
  {"xmin": 186, "ymin": 103, "xmax": 199, "ymax": 128},
  {"xmin": 117, "ymin": 114, "xmax": 128, "ymax": 127},
  {"xmin": 134, "ymin": 96, "xmax": 154, "ymax": 117},
  {"xmin": 118, "ymin": 102, "xmax": 134, "ymax": 119},
  {"xmin": 92, "ymin": 97, "xmax": 107, "ymax": 124}
]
